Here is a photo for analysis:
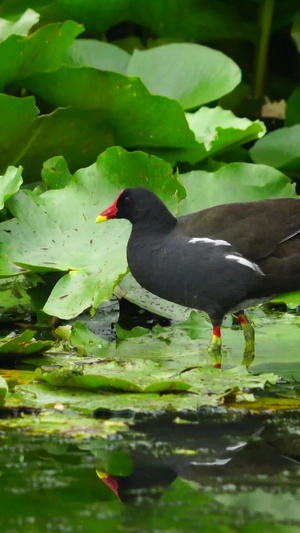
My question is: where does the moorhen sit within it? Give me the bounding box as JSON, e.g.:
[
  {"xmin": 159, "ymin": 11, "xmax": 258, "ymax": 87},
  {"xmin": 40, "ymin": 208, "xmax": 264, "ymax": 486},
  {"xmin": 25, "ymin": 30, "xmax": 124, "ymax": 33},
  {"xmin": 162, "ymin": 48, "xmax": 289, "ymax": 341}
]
[{"xmin": 96, "ymin": 187, "xmax": 300, "ymax": 358}]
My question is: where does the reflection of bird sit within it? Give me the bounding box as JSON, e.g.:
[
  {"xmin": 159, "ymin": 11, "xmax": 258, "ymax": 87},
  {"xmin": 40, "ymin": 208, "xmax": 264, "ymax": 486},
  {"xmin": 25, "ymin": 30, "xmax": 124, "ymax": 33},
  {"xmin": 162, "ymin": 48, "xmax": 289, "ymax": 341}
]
[
  {"xmin": 97, "ymin": 187, "xmax": 300, "ymax": 361},
  {"xmin": 96, "ymin": 459, "xmax": 177, "ymax": 503}
]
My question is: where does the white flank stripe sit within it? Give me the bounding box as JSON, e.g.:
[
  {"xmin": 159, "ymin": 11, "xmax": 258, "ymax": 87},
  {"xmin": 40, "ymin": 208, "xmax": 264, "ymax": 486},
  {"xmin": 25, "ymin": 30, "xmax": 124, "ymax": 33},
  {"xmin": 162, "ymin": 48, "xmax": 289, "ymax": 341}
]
[
  {"xmin": 189, "ymin": 237, "xmax": 231, "ymax": 246},
  {"xmin": 226, "ymin": 254, "xmax": 264, "ymax": 274}
]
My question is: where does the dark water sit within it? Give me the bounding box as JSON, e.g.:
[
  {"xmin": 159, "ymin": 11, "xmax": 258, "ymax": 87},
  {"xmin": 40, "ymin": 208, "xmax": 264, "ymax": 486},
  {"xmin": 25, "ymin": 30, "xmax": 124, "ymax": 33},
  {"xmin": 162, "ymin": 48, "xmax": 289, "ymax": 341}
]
[{"xmin": 1, "ymin": 408, "xmax": 300, "ymax": 533}]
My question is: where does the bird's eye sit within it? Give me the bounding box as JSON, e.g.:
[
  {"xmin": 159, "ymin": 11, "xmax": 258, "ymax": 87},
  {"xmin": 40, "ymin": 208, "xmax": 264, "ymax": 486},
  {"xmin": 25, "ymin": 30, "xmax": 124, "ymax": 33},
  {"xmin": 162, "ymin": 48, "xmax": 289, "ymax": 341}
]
[{"xmin": 123, "ymin": 196, "xmax": 130, "ymax": 204}]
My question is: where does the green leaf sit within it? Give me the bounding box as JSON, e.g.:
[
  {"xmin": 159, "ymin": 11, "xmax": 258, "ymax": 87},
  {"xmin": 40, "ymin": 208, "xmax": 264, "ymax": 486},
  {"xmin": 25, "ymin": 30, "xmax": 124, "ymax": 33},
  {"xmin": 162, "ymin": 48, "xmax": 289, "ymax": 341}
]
[
  {"xmin": 0, "ymin": 94, "xmax": 38, "ymax": 174},
  {"xmin": 19, "ymin": 66, "xmax": 265, "ymax": 173},
  {"xmin": 0, "ymin": 275, "xmax": 34, "ymax": 314},
  {"xmin": 185, "ymin": 106, "xmax": 266, "ymax": 163},
  {"xmin": 0, "ymin": 148, "xmax": 184, "ymax": 319},
  {"xmin": 64, "ymin": 39, "xmax": 130, "ymax": 74},
  {"xmin": 291, "ymin": 11, "xmax": 300, "ymax": 53},
  {"xmin": 126, "ymin": 43, "xmax": 241, "ymax": 109},
  {"xmin": 0, "ymin": 330, "xmax": 52, "ymax": 363},
  {"xmin": 115, "ymin": 322, "xmax": 149, "ymax": 339},
  {"xmin": 250, "ymin": 125, "xmax": 300, "ymax": 178},
  {"xmin": 0, "ymin": 375, "xmax": 8, "ymax": 404},
  {"xmin": 70, "ymin": 321, "xmax": 109, "ymax": 356},
  {"xmin": 115, "ymin": 274, "xmax": 191, "ymax": 321},
  {"xmin": 35, "ymin": 366, "xmax": 144, "ymax": 393},
  {"xmin": 0, "ymin": 165, "xmax": 23, "ymax": 210},
  {"xmin": 285, "ymin": 86, "xmax": 300, "ymax": 126},
  {"xmin": 0, "ymin": 20, "xmax": 83, "ymax": 90},
  {"xmin": 41, "ymin": 156, "xmax": 72, "ymax": 190},
  {"xmin": 177, "ymin": 163, "xmax": 296, "ymax": 215},
  {"xmin": 34, "ymin": 361, "xmax": 191, "ymax": 393},
  {"xmin": 3, "ymin": 0, "xmax": 254, "ymax": 42},
  {"xmin": 2, "ymin": 106, "xmax": 118, "ymax": 182},
  {"xmin": 22, "ymin": 65, "xmax": 200, "ymax": 168},
  {"xmin": 0, "ymin": 8, "xmax": 39, "ymax": 42},
  {"xmin": 271, "ymin": 291, "xmax": 300, "ymax": 307}
]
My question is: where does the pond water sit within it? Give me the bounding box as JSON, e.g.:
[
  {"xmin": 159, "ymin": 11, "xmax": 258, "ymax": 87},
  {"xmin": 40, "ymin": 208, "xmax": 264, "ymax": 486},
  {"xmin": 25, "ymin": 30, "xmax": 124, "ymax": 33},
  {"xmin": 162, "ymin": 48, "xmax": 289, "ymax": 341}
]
[
  {"xmin": 1, "ymin": 301, "xmax": 300, "ymax": 532},
  {"xmin": 1, "ymin": 408, "xmax": 300, "ymax": 532}
]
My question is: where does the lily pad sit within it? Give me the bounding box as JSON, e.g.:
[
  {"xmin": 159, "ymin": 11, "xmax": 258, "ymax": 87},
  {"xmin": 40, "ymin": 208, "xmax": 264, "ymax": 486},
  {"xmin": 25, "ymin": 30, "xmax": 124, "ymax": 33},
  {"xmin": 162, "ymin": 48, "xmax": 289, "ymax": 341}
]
[
  {"xmin": 177, "ymin": 163, "xmax": 296, "ymax": 215},
  {"xmin": 20, "ymin": 65, "xmax": 265, "ymax": 172},
  {"xmin": 70, "ymin": 321, "xmax": 109, "ymax": 356},
  {"xmin": 0, "ymin": 330, "xmax": 52, "ymax": 363},
  {"xmin": 64, "ymin": 40, "xmax": 241, "ymax": 109},
  {"xmin": 0, "ymin": 8, "xmax": 39, "ymax": 42},
  {"xmin": 115, "ymin": 274, "xmax": 192, "ymax": 322},
  {"xmin": 64, "ymin": 39, "xmax": 130, "ymax": 74},
  {"xmin": 126, "ymin": 43, "xmax": 241, "ymax": 109},
  {"xmin": 6, "ymin": 382, "xmax": 211, "ymax": 413},
  {"xmin": 0, "ymin": 147, "xmax": 184, "ymax": 319},
  {"xmin": 0, "ymin": 165, "xmax": 23, "ymax": 210},
  {"xmin": 0, "ymin": 20, "xmax": 82, "ymax": 90},
  {"xmin": 185, "ymin": 106, "xmax": 265, "ymax": 163},
  {"xmin": 0, "ymin": 94, "xmax": 39, "ymax": 175},
  {"xmin": 250, "ymin": 125, "xmax": 300, "ymax": 178},
  {"xmin": 0, "ymin": 275, "xmax": 34, "ymax": 314},
  {"xmin": 34, "ymin": 362, "xmax": 191, "ymax": 393}
]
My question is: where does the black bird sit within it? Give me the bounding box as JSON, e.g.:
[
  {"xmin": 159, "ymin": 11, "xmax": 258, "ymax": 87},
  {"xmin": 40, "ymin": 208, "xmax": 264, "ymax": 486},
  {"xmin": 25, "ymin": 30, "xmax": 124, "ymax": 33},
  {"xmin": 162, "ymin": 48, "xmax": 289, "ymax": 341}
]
[{"xmin": 96, "ymin": 187, "xmax": 300, "ymax": 361}]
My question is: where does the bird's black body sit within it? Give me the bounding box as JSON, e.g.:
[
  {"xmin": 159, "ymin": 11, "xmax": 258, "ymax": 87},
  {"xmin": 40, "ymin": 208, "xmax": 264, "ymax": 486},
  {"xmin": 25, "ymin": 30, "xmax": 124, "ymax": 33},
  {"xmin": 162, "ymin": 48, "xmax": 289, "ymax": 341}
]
[
  {"xmin": 98, "ymin": 187, "xmax": 300, "ymax": 351},
  {"xmin": 128, "ymin": 221, "xmax": 264, "ymax": 326}
]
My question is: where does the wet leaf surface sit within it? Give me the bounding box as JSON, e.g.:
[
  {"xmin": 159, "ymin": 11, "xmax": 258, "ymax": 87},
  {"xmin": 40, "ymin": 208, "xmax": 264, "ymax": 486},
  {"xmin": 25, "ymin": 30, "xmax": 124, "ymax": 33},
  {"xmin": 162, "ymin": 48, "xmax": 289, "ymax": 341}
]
[{"xmin": 0, "ymin": 330, "xmax": 53, "ymax": 363}]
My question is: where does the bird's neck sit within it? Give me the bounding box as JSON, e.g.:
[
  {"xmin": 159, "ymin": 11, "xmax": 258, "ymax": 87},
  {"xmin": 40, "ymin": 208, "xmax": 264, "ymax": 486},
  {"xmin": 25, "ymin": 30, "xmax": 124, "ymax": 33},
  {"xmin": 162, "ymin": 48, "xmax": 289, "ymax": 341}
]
[{"xmin": 130, "ymin": 203, "xmax": 177, "ymax": 233}]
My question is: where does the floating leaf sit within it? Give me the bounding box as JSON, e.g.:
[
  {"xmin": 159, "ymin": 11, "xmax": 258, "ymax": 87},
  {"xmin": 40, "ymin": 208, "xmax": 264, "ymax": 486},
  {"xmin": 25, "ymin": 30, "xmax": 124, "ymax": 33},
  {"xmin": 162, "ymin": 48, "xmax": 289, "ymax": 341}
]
[
  {"xmin": 34, "ymin": 362, "xmax": 191, "ymax": 393},
  {"xmin": 0, "ymin": 330, "xmax": 52, "ymax": 363},
  {"xmin": 70, "ymin": 321, "xmax": 109, "ymax": 356}
]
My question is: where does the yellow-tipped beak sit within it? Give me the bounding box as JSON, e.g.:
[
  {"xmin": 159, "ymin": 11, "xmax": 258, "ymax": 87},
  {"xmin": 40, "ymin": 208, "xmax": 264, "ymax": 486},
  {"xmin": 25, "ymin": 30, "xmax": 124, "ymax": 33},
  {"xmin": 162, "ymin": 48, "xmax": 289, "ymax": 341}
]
[{"xmin": 95, "ymin": 215, "xmax": 108, "ymax": 223}]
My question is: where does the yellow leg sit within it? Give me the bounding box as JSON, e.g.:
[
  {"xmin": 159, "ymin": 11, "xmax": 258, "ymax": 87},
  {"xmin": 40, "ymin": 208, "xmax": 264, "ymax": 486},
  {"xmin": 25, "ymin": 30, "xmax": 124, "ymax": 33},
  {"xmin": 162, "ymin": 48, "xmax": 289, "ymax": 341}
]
[{"xmin": 235, "ymin": 313, "xmax": 255, "ymax": 367}]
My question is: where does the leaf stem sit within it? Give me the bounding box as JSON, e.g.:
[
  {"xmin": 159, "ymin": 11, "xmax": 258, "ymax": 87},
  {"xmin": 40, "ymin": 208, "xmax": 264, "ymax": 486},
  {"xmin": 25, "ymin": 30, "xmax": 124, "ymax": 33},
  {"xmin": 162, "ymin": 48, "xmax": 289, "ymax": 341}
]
[{"xmin": 253, "ymin": 0, "xmax": 274, "ymax": 98}]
